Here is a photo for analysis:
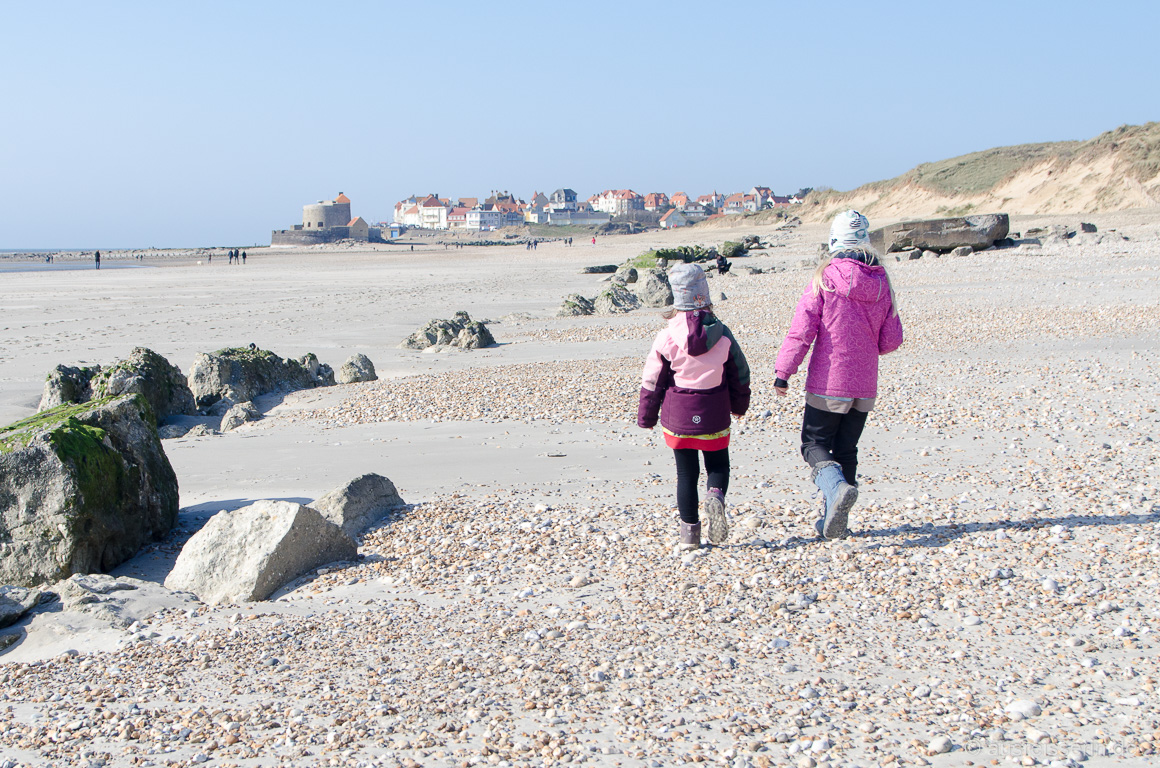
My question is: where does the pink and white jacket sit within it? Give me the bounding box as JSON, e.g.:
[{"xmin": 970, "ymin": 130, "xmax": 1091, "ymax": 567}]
[
  {"xmin": 638, "ymin": 310, "xmax": 750, "ymax": 435},
  {"xmin": 774, "ymin": 257, "xmax": 903, "ymax": 399}
]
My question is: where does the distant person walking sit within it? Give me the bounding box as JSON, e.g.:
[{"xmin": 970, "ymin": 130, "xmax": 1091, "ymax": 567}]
[
  {"xmin": 241, "ymin": 250, "xmax": 246, "ymax": 264},
  {"xmin": 773, "ymin": 210, "xmax": 904, "ymax": 540},
  {"xmin": 591, "ymin": 236, "xmax": 596, "ymax": 246},
  {"xmin": 94, "ymin": 250, "xmax": 100, "ymax": 270},
  {"xmin": 638, "ymin": 264, "xmax": 751, "ymax": 551}
]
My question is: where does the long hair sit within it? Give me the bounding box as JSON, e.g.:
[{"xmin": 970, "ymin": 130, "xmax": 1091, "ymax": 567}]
[{"xmin": 811, "ymin": 247, "xmax": 898, "ymax": 316}]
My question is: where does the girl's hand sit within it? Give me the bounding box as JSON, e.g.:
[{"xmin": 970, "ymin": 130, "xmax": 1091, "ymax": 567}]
[{"xmin": 774, "ymin": 386, "xmax": 788, "ymax": 397}]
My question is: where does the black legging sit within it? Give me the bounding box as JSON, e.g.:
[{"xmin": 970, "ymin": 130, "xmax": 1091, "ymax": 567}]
[
  {"xmin": 673, "ymin": 447, "xmax": 729, "ymax": 524},
  {"xmin": 800, "ymin": 404, "xmax": 868, "ymax": 486}
]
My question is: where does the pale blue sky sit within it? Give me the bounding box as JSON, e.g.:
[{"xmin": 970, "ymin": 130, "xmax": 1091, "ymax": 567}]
[{"xmin": 1, "ymin": 1, "xmax": 1156, "ymax": 249}]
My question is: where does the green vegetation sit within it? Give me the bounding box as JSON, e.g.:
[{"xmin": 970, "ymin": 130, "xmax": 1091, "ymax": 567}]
[
  {"xmin": 47, "ymin": 417, "xmax": 126, "ymax": 514},
  {"xmin": 628, "ymin": 244, "xmax": 723, "ymax": 270},
  {"xmin": 628, "ymin": 251, "xmax": 660, "ymax": 269},
  {"xmin": 0, "ymin": 397, "xmax": 121, "ymax": 454},
  {"xmin": 1078, "ymin": 122, "xmax": 1160, "ymax": 181},
  {"xmin": 934, "ymin": 203, "xmax": 978, "ymax": 217},
  {"xmin": 804, "ymin": 122, "xmax": 1160, "ymax": 209},
  {"xmin": 720, "ymin": 242, "xmax": 746, "ymax": 260}
]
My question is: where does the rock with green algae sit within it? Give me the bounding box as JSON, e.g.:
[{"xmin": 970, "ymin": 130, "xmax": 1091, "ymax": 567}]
[
  {"xmin": 0, "ymin": 395, "xmax": 179, "ymax": 588},
  {"xmin": 37, "ymin": 347, "xmax": 196, "ymax": 426},
  {"xmin": 186, "ymin": 346, "xmax": 333, "ymax": 409}
]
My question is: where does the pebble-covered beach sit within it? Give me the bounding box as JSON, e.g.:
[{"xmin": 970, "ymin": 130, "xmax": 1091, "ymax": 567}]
[{"xmin": 0, "ymin": 215, "xmax": 1157, "ymax": 768}]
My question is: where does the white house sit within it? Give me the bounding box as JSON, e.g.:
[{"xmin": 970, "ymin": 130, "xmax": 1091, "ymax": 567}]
[{"xmin": 659, "ymin": 209, "xmax": 687, "ymax": 229}]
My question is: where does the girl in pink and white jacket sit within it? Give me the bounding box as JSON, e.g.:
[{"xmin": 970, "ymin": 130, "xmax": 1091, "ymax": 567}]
[
  {"xmin": 639, "ymin": 264, "xmax": 751, "ymax": 551},
  {"xmin": 774, "ymin": 210, "xmax": 903, "ymax": 540}
]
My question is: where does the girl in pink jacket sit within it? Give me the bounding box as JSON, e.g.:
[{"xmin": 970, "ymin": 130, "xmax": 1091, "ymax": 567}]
[
  {"xmin": 639, "ymin": 264, "xmax": 751, "ymax": 551},
  {"xmin": 774, "ymin": 210, "xmax": 903, "ymax": 540}
]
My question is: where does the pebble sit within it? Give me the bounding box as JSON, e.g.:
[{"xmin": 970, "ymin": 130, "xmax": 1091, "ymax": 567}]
[
  {"xmin": 1007, "ymin": 699, "xmax": 1043, "ymax": 719},
  {"xmin": 5, "ymin": 227, "xmax": 1160, "ymax": 768},
  {"xmin": 927, "ymin": 735, "xmax": 953, "ymax": 754}
]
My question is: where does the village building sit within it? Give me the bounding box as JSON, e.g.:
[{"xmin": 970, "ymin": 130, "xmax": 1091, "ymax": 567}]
[
  {"xmin": 696, "ymin": 191, "xmax": 724, "ymax": 210},
  {"xmin": 550, "ymin": 188, "xmax": 578, "ymax": 211},
  {"xmin": 420, "ymin": 195, "xmax": 449, "ymax": 229},
  {"xmin": 591, "ymin": 189, "xmax": 645, "ymax": 217},
  {"xmin": 447, "ymin": 207, "xmax": 470, "ymax": 230},
  {"xmin": 643, "ymin": 192, "xmax": 669, "ymax": 211},
  {"xmin": 271, "ymin": 192, "xmax": 382, "ymax": 245},
  {"xmin": 680, "ymin": 201, "xmax": 709, "ymax": 221},
  {"xmin": 670, "ymin": 192, "xmax": 690, "ymax": 208},
  {"xmin": 659, "ymin": 209, "xmax": 687, "ymax": 229},
  {"xmin": 722, "ymin": 192, "xmax": 759, "ymax": 215}
]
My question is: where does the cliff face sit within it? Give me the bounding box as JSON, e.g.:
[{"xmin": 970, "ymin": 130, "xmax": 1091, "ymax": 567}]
[{"xmin": 799, "ymin": 123, "xmax": 1160, "ymax": 222}]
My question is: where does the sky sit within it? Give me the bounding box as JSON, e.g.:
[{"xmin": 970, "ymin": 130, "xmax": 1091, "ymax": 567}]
[{"xmin": 1, "ymin": 0, "xmax": 1157, "ymax": 249}]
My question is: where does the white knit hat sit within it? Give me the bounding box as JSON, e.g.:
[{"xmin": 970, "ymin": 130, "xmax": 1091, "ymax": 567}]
[
  {"xmin": 829, "ymin": 209, "xmax": 871, "ymax": 253},
  {"xmin": 668, "ymin": 263, "xmax": 711, "ymax": 311}
]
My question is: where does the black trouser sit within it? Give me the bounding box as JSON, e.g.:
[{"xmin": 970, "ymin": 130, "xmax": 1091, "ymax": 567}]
[
  {"xmin": 673, "ymin": 447, "xmax": 729, "ymax": 525},
  {"xmin": 800, "ymin": 404, "xmax": 868, "ymax": 486}
]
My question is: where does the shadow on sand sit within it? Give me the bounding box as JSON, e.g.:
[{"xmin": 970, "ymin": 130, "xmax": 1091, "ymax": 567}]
[{"xmin": 735, "ymin": 507, "xmax": 1159, "ymax": 555}]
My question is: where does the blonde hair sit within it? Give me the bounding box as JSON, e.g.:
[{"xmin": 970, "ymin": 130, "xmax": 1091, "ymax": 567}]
[
  {"xmin": 811, "ymin": 247, "xmax": 899, "ymax": 316},
  {"xmin": 661, "ymin": 304, "xmax": 713, "ymax": 320}
]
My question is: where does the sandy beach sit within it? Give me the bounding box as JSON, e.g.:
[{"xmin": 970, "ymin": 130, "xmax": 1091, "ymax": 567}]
[{"xmin": 1, "ymin": 213, "xmax": 1158, "ymax": 768}]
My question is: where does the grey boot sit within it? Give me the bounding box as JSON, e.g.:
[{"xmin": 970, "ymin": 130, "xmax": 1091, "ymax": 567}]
[
  {"xmin": 811, "ymin": 461, "xmax": 857, "ymax": 539},
  {"xmin": 679, "ymin": 521, "xmax": 702, "ymax": 551},
  {"xmin": 703, "ymin": 487, "xmax": 728, "ymax": 544}
]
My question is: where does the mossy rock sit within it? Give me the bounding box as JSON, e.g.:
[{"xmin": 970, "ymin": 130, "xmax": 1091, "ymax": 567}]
[
  {"xmin": 37, "ymin": 348, "xmax": 194, "ymax": 426},
  {"xmin": 188, "ymin": 347, "xmax": 330, "ymax": 408},
  {"xmin": 0, "ymin": 394, "xmax": 179, "ymax": 588}
]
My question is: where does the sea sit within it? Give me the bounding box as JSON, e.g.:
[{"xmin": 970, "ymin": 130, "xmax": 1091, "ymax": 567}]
[{"xmin": 0, "ymin": 251, "xmax": 152, "ymax": 273}]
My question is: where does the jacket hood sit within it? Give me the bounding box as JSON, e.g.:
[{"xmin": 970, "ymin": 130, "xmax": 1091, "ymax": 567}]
[
  {"xmin": 825, "ymin": 257, "xmax": 889, "ymax": 303},
  {"xmin": 668, "ymin": 310, "xmax": 724, "ymax": 355}
]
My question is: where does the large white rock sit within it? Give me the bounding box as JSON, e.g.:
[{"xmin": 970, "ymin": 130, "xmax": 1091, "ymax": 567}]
[
  {"xmin": 311, "ymin": 473, "xmax": 405, "ymax": 538},
  {"xmin": 165, "ymin": 500, "xmax": 356, "ymax": 604}
]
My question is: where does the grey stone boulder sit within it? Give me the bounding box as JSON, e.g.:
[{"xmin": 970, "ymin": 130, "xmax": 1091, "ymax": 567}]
[
  {"xmin": 594, "ymin": 283, "xmax": 643, "ymax": 314},
  {"xmin": 336, "ymin": 354, "xmax": 378, "ymax": 384},
  {"xmin": 54, "ymin": 573, "xmax": 194, "ymax": 629},
  {"xmin": 557, "ymin": 294, "xmax": 595, "ymax": 317},
  {"xmin": 220, "ymin": 401, "xmax": 260, "ymax": 432},
  {"xmin": 187, "ymin": 347, "xmax": 328, "ymax": 409},
  {"xmin": 55, "ymin": 573, "xmax": 137, "ymax": 608},
  {"xmin": 89, "ymin": 348, "xmax": 196, "ymax": 424},
  {"xmin": 615, "ymin": 266, "xmax": 639, "ymax": 283},
  {"xmin": 38, "ymin": 364, "xmax": 100, "ymax": 411},
  {"xmin": 455, "ymin": 320, "xmax": 495, "ymax": 350},
  {"xmin": 923, "ymin": 250, "xmax": 939, "ymax": 259},
  {"xmin": 158, "ymin": 424, "xmax": 189, "ymax": 439},
  {"xmin": 870, "ymin": 214, "xmax": 1010, "ymax": 254},
  {"xmin": 39, "ymin": 349, "xmax": 196, "ymax": 427},
  {"xmin": 311, "ymin": 473, "xmax": 406, "ymax": 538},
  {"xmin": 399, "ymin": 311, "xmax": 495, "ymax": 351},
  {"xmin": 298, "ymin": 353, "xmax": 336, "ymax": 386},
  {"xmin": 633, "ymin": 269, "xmax": 674, "ymax": 308},
  {"xmin": 164, "ymin": 500, "xmax": 357, "ymax": 604},
  {"xmin": 581, "ymin": 265, "xmax": 618, "ymax": 274},
  {"xmin": 0, "ymin": 586, "xmax": 43, "ymax": 628},
  {"xmin": 0, "ymin": 395, "xmax": 180, "ymax": 588},
  {"xmin": 950, "ymin": 245, "xmax": 974, "ymax": 257}
]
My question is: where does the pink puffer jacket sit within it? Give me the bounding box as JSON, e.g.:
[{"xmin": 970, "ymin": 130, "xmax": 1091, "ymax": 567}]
[{"xmin": 774, "ymin": 257, "xmax": 903, "ymax": 398}]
